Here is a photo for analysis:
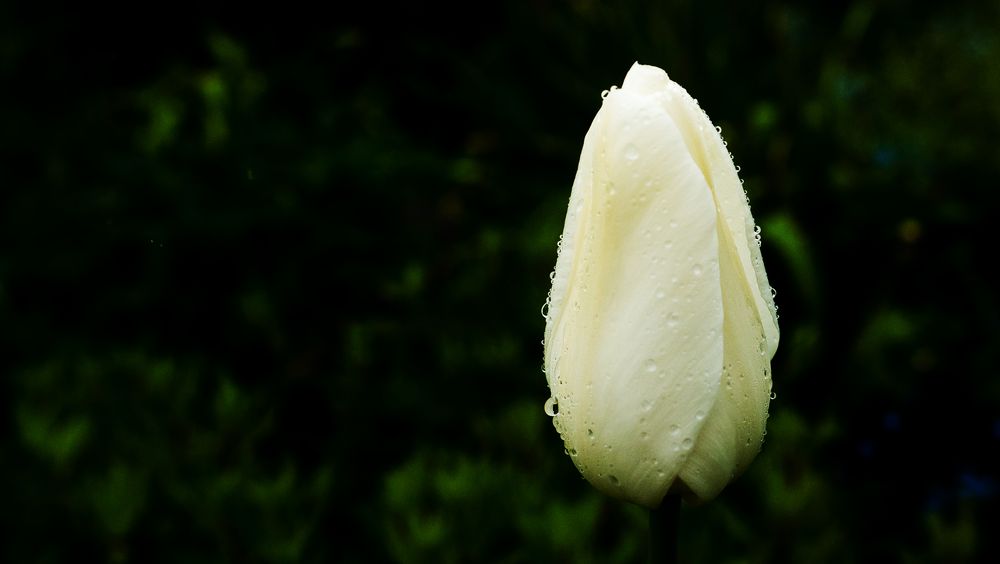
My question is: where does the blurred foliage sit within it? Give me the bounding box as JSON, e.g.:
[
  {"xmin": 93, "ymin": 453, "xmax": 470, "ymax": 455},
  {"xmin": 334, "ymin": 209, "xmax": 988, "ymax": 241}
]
[{"xmin": 2, "ymin": 1, "xmax": 999, "ymax": 562}]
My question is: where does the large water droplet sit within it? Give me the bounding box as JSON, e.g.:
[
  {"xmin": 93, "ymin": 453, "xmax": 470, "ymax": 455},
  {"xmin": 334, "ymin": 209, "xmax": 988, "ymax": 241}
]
[{"xmin": 544, "ymin": 397, "xmax": 559, "ymax": 417}]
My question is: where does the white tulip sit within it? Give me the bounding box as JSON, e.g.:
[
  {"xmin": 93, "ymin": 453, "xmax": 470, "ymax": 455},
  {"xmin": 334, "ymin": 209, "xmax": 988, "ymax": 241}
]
[{"xmin": 542, "ymin": 62, "xmax": 779, "ymax": 508}]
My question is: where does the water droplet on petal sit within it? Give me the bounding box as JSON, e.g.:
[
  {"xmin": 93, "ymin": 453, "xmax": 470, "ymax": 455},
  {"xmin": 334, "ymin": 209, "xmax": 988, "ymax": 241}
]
[
  {"xmin": 682, "ymin": 438, "xmax": 693, "ymax": 449},
  {"xmin": 601, "ymin": 89, "xmax": 610, "ymax": 99},
  {"xmin": 624, "ymin": 143, "xmax": 639, "ymax": 161},
  {"xmin": 670, "ymin": 424, "xmax": 681, "ymax": 436},
  {"xmin": 692, "ymin": 263, "xmax": 703, "ymax": 276},
  {"xmin": 666, "ymin": 313, "xmax": 679, "ymax": 328},
  {"xmin": 544, "ymin": 397, "xmax": 559, "ymax": 417},
  {"xmin": 644, "ymin": 359, "xmax": 658, "ymax": 373},
  {"xmin": 609, "ymin": 475, "xmax": 620, "ymax": 486}
]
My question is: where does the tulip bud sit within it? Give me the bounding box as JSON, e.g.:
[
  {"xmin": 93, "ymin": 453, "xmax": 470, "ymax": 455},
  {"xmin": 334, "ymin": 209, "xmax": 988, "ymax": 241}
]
[{"xmin": 542, "ymin": 63, "xmax": 779, "ymax": 508}]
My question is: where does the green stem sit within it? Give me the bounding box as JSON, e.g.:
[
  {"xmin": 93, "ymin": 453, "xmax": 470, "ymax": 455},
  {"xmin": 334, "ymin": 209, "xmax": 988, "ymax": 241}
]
[{"xmin": 648, "ymin": 495, "xmax": 681, "ymax": 564}]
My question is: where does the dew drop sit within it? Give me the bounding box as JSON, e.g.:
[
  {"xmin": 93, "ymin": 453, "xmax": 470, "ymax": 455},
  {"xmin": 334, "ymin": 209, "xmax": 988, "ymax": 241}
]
[
  {"xmin": 670, "ymin": 424, "xmax": 681, "ymax": 436},
  {"xmin": 682, "ymin": 438, "xmax": 693, "ymax": 449},
  {"xmin": 587, "ymin": 428, "xmax": 595, "ymax": 440},
  {"xmin": 666, "ymin": 313, "xmax": 679, "ymax": 328},
  {"xmin": 770, "ymin": 392, "xmax": 777, "ymax": 400},
  {"xmin": 715, "ymin": 125, "xmax": 722, "ymax": 134},
  {"xmin": 695, "ymin": 410, "xmax": 705, "ymax": 421},
  {"xmin": 624, "ymin": 143, "xmax": 639, "ymax": 161},
  {"xmin": 692, "ymin": 263, "xmax": 703, "ymax": 276},
  {"xmin": 640, "ymin": 431, "xmax": 649, "ymax": 440},
  {"xmin": 609, "ymin": 475, "xmax": 620, "ymax": 486},
  {"xmin": 644, "ymin": 359, "xmax": 658, "ymax": 373},
  {"xmin": 641, "ymin": 399, "xmax": 654, "ymax": 412},
  {"xmin": 544, "ymin": 397, "xmax": 559, "ymax": 417},
  {"xmin": 601, "ymin": 89, "xmax": 610, "ymax": 99},
  {"xmin": 655, "ymin": 288, "xmax": 665, "ymax": 300}
]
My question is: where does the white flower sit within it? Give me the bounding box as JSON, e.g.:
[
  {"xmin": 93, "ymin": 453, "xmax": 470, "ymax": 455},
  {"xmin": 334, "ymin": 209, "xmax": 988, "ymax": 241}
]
[{"xmin": 542, "ymin": 62, "xmax": 779, "ymax": 508}]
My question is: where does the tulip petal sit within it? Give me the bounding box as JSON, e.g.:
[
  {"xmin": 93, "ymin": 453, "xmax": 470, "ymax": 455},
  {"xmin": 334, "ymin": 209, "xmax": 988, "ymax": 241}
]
[
  {"xmin": 628, "ymin": 63, "xmax": 778, "ymax": 502},
  {"xmin": 647, "ymin": 64, "xmax": 779, "ymax": 357},
  {"xmin": 544, "ymin": 74, "xmax": 725, "ymax": 509},
  {"xmin": 676, "ymin": 226, "xmax": 773, "ymax": 502}
]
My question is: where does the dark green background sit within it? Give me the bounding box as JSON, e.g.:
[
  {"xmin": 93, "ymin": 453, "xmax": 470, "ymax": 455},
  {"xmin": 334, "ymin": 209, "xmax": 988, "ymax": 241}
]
[{"xmin": 2, "ymin": 1, "xmax": 998, "ymax": 562}]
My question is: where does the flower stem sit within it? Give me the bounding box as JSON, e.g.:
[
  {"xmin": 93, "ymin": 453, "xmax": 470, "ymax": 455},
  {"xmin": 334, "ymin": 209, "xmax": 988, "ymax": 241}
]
[{"xmin": 648, "ymin": 495, "xmax": 681, "ymax": 564}]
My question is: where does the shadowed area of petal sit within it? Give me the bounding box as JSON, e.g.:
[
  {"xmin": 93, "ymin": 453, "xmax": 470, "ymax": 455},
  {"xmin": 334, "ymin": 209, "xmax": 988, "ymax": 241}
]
[{"xmin": 677, "ymin": 223, "xmax": 772, "ymax": 502}]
